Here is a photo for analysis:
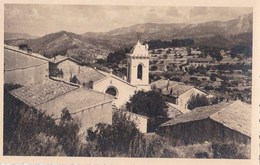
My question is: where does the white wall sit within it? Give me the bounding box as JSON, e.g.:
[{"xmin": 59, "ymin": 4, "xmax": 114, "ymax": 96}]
[
  {"xmin": 93, "ymin": 76, "xmax": 137, "ymax": 108},
  {"xmin": 57, "ymin": 60, "xmax": 80, "ymax": 81},
  {"xmin": 127, "ymin": 57, "xmax": 150, "ymax": 87}
]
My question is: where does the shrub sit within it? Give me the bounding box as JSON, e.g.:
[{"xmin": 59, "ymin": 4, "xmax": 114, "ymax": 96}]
[
  {"xmin": 212, "ymin": 143, "xmax": 249, "ymax": 159},
  {"xmin": 187, "ymin": 94, "xmax": 210, "ymax": 110}
]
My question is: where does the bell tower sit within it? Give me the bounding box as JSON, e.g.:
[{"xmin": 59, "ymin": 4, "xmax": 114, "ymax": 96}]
[{"xmin": 127, "ymin": 41, "xmax": 150, "ymax": 91}]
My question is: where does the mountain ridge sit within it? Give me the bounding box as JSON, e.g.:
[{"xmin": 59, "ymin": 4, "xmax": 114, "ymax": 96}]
[{"xmin": 4, "ymin": 13, "xmax": 253, "ymax": 61}]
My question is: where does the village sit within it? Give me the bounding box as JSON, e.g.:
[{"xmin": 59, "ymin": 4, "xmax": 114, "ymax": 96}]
[{"xmin": 3, "ymin": 39, "xmax": 251, "ymax": 158}]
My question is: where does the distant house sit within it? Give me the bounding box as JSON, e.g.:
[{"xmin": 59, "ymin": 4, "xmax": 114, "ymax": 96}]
[
  {"xmin": 49, "ymin": 55, "xmax": 82, "ymax": 81},
  {"xmin": 9, "ymin": 79, "xmax": 114, "ymax": 133},
  {"xmin": 158, "ymin": 100, "xmax": 251, "ymax": 146},
  {"xmin": 151, "ymin": 79, "xmax": 211, "ymax": 109},
  {"xmin": 187, "ymin": 57, "xmax": 214, "ymax": 68},
  {"xmin": 4, "ymin": 44, "xmax": 49, "ymax": 85}
]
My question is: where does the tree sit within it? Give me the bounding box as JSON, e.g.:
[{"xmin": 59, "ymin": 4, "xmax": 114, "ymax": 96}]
[
  {"xmin": 150, "ymin": 65, "xmax": 158, "ymax": 71},
  {"xmin": 187, "ymin": 94, "xmax": 210, "ymax": 110},
  {"xmin": 126, "ymin": 91, "xmax": 168, "ymax": 118},
  {"xmin": 230, "ymin": 45, "xmax": 252, "ymax": 58},
  {"xmin": 210, "ymin": 74, "xmax": 217, "ymax": 81},
  {"xmin": 86, "ymin": 110, "xmax": 140, "ymax": 156}
]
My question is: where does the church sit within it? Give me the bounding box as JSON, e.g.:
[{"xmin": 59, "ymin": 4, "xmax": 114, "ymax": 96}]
[{"xmin": 72, "ymin": 40, "xmax": 151, "ymax": 108}]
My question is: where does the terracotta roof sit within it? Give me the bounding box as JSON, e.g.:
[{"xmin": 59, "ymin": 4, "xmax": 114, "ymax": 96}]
[
  {"xmin": 160, "ymin": 101, "xmax": 251, "ymax": 137},
  {"xmin": 170, "ymin": 84, "xmax": 193, "ymax": 97},
  {"xmin": 36, "ymin": 87, "xmax": 114, "ymax": 118},
  {"xmin": 10, "ymin": 79, "xmax": 78, "ymax": 107},
  {"xmin": 151, "ymin": 79, "xmax": 195, "ymax": 96},
  {"xmin": 210, "ymin": 101, "xmax": 251, "ymax": 137},
  {"xmin": 75, "ymin": 67, "xmax": 106, "ymax": 84},
  {"xmin": 151, "ymin": 79, "xmax": 179, "ymax": 90},
  {"xmin": 50, "ymin": 55, "xmax": 81, "ymax": 64},
  {"xmin": 10, "ymin": 79, "xmax": 114, "ymax": 118}
]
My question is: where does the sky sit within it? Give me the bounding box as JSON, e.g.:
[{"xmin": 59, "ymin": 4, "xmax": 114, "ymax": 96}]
[{"xmin": 4, "ymin": 4, "xmax": 252, "ymax": 37}]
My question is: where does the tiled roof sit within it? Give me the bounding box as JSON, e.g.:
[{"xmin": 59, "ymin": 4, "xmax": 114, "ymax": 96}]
[
  {"xmin": 151, "ymin": 79, "xmax": 179, "ymax": 90},
  {"xmin": 151, "ymin": 79, "xmax": 194, "ymax": 96},
  {"xmin": 170, "ymin": 84, "xmax": 193, "ymax": 97},
  {"xmin": 10, "ymin": 79, "xmax": 78, "ymax": 107},
  {"xmin": 50, "ymin": 55, "xmax": 81, "ymax": 64},
  {"xmin": 210, "ymin": 101, "xmax": 251, "ymax": 137},
  {"xmin": 75, "ymin": 67, "xmax": 106, "ymax": 84},
  {"xmin": 167, "ymin": 102, "xmax": 190, "ymax": 118},
  {"xmin": 160, "ymin": 101, "xmax": 251, "ymax": 137},
  {"xmin": 36, "ymin": 87, "xmax": 114, "ymax": 118}
]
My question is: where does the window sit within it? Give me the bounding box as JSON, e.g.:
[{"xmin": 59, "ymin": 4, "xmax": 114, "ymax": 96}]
[{"xmin": 137, "ymin": 64, "xmax": 143, "ymax": 80}]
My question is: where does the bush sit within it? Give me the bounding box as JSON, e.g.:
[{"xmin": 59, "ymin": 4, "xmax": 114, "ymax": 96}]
[
  {"xmin": 86, "ymin": 111, "xmax": 140, "ymax": 156},
  {"xmin": 187, "ymin": 94, "xmax": 210, "ymax": 110},
  {"xmin": 212, "ymin": 143, "xmax": 249, "ymax": 159}
]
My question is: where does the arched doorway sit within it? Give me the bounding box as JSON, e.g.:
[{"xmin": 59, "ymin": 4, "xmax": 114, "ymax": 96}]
[{"xmin": 105, "ymin": 86, "xmax": 118, "ymax": 97}]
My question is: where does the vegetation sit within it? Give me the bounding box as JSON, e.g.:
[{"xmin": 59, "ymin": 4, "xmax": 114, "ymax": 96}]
[
  {"xmin": 187, "ymin": 94, "xmax": 218, "ymax": 110},
  {"xmin": 4, "ymin": 83, "xmax": 79, "ymax": 156},
  {"xmin": 145, "ymin": 39, "xmax": 194, "ymax": 49},
  {"xmin": 230, "ymin": 45, "xmax": 252, "ymax": 58},
  {"xmin": 85, "ymin": 110, "xmax": 140, "ymax": 156},
  {"xmin": 126, "ymin": 91, "xmax": 168, "ymax": 118},
  {"xmin": 126, "ymin": 91, "xmax": 168, "ymax": 132}
]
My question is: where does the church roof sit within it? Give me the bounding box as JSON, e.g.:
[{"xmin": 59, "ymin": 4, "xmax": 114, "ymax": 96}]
[{"xmin": 50, "ymin": 55, "xmax": 82, "ymax": 65}]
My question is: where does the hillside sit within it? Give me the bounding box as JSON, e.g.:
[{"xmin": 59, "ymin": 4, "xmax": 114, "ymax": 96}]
[
  {"xmin": 82, "ymin": 13, "xmax": 252, "ymax": 48},
  {"xmin": 23, "ymin": 31, "xmax": 118, "ymax": 60}
]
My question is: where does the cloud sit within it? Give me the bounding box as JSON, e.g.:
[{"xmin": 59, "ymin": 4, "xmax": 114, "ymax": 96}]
[{"xmin": 4, "ymin": 5, "xmax": 253, "ymax": 36}]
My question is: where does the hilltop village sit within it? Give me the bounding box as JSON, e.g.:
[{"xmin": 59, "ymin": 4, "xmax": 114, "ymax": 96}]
[{"xmin": 4, "ymin": 41, "xmax": 251, "ymax": 158}]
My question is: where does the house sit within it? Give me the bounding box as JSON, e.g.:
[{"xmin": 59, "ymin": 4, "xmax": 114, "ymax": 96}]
[
  {"xmin": 151, "ymin": 79, "xmax": 211, "ymax": 109},
  {"xmin": 49, "ymin": 55, "xmax": 82, "ymax": 81},
  {"xmin": 9, "ymin": 79, "xmax": 114, "ymax": 133},
  {"xmin": 4, "ymin": 44, "xmax": 49, "ymax": 85},
  {"xmin": 157, "ymin": 100, "xmax": 251, "ymax": 146},
  {"xmin": 187, "ymin": 57, "xmax": 214, "ymax": 68}
]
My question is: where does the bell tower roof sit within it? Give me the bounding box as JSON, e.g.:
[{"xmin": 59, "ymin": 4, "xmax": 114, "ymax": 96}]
[{"xmin": 128, "ymin": 40, "xmax": 149, "ymax": 57}]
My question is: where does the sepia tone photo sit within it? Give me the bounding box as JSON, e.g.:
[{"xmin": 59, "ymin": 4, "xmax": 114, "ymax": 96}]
[{"xmin": 3, "ymin": 4, "xmax": 253, "ymax": 159}]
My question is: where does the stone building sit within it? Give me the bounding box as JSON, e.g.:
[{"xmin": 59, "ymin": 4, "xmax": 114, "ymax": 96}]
[
  {"xmin": 49, "ymin": 55, "xmax": 82, "ymax": 81},
  {"xmin": 151, "ymin": 79, "xmax": 212, "ymax": 110},
  {"xmin": 9, "ymin": 79, "xmax": 114, "ymax": 133},
  {"xmin": 157, "ymin": 100, "xmax": 251, "ymax": 146}
]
